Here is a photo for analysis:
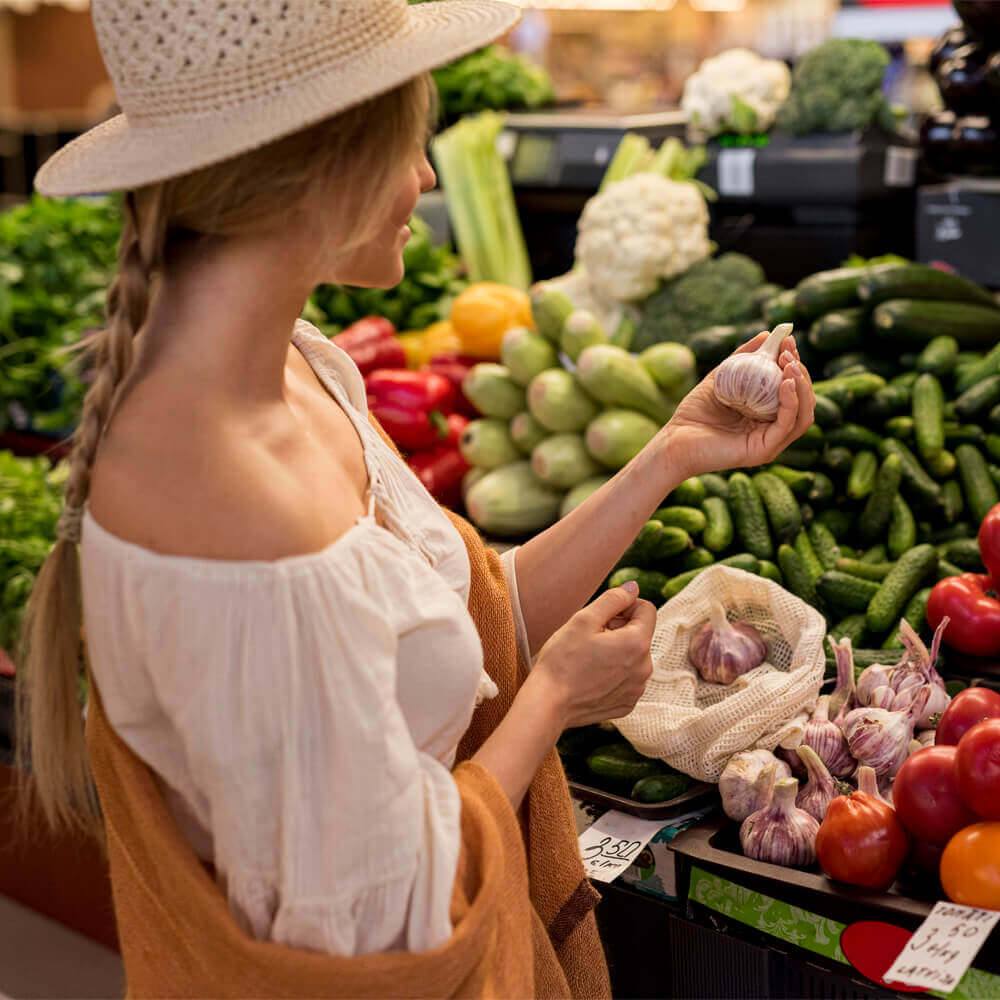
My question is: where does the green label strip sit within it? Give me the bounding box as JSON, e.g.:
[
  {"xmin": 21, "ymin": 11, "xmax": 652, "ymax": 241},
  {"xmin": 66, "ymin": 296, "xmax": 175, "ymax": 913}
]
[{"xmin": 688, "ymin": 866, "xmax": 1000, "ymax": 1000}]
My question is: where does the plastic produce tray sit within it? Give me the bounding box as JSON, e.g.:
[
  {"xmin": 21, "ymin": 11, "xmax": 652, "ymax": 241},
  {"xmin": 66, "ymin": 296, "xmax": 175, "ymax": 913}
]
[{"xmin": 566, "ymin": 776, "xmax": 718, "ymax": 821}]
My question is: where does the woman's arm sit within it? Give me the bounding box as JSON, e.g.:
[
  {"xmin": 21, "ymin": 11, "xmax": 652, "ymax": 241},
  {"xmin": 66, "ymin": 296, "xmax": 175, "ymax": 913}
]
[{"xmin": 515, "ymin": 338, "xmax": 816, "ymax": 655}]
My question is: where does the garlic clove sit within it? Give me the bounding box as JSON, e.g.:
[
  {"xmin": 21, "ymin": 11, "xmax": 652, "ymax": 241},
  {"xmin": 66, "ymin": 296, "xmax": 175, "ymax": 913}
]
[{"xmin": 713, "ymin": 323, "xmax": 793, "ymax": 422}]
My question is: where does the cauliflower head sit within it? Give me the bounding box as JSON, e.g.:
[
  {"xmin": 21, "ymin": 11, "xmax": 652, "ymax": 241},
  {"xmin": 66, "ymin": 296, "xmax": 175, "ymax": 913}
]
[
  {"xmin": 682, "ymin": 48, "xmax": 791, "ymax": 140},
  {"xmin": 575, "ymin": 173, "xmax": 711, "ymax": 304}
]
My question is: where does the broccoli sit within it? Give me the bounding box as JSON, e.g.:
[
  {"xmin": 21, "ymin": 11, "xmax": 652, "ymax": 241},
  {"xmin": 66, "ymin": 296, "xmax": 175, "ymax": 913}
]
[{"xmin": 778, "ymin": 39, "xmax": 893, "ymax": 136}]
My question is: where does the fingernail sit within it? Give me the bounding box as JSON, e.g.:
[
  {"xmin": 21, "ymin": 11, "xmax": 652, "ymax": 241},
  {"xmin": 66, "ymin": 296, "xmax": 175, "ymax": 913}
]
[
  {"xmin": 621, "ymin": 580, "xmax": 639, "ymax": 596},
  {"xmin": 789, "ymin": 362, "xmax": 802, "ymax": 377}
]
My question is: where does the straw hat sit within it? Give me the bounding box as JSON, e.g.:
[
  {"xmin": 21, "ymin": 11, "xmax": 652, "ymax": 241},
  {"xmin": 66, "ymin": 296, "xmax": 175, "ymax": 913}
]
[{"xmin": 34, "ymin": 0, "xmax": 521, "ymax": 197}]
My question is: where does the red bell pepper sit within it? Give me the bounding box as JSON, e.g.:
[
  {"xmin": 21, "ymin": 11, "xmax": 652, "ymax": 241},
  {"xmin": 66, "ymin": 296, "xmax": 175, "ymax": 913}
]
[
  {"xmin": 927, "ymin": 573, "xmax": 1000, "ymax": 657},
  {"xmin": 408, "ymin": 423, "xmax": 471, "ymax": 510},
  {"xmin": 422, "ymin": 354, "xmax": 481, "ymax": 417},
  {"xmin": 365, "ymin": 369, "xmax": 456, "ymax": 451},
  {"xmin": 332, "ymin": 316, "xmax": 405, "ymax": 376}
]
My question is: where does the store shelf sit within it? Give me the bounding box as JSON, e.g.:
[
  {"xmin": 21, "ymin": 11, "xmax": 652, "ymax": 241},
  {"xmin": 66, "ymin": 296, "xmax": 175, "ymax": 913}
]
[{"xmin": 833, "ymin": 5, "xmax": 958, "ymax": 43}]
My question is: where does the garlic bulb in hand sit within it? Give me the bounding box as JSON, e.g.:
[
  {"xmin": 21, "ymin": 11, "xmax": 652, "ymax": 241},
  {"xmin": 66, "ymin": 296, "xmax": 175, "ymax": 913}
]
[
  {"xmin": 804, "ymin": 695, "xmax": 856, "ymax": 778},
  {"xmin": 719, "ymin": 750, "xmax": 790, "ymax": 822},
  {"xmin": 795, "ymin": 745, "xmax": 847, "ymax": 823},
  {"xmin": 740, "ymin": 777, "xmax": 819, "ymax": 868},
  {"xmin": 714, "ymin": 322, "xmax": 794, "ymax": 421},
  {"xmin": 689, "ymin": 601, "xmax": 767, "ymax": 684},
  {"xmin": 843, "ymin": 686, "xmax": 932, "ymax": 778}
]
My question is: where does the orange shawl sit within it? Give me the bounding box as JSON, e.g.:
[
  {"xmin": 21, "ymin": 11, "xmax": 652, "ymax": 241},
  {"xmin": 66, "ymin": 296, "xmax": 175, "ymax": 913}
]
[{"xmin": 85, "ymin": 502, "xmax": 610, "ymax": 997}]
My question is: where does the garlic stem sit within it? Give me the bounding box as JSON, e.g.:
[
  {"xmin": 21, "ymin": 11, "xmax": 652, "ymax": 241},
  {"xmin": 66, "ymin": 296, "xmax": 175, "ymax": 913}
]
[{"xmin": 760, "ymin": 322, "xmax": 794, "ymax": 361}]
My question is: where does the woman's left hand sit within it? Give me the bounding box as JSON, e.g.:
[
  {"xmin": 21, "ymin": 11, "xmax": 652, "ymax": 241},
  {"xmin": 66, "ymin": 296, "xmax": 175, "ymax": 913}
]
[{"xmin": 660, "ymin": 331, "xmax": 816, "ymax": 480}]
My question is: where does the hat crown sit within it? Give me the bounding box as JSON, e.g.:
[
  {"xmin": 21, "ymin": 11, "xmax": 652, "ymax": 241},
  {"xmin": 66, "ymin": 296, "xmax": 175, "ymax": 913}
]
[{"xmin": 92, "ymin": 0, "xmax": 410, "ymax": 125}]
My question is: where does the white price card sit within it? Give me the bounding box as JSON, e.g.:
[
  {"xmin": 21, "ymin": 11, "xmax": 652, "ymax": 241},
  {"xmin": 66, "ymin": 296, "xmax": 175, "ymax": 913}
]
[
  {"xmin": 577, "ymin": 810, "xmax": 665, "ymax": 884},
  {"xmin": 717, "ymin": 148, "xmax": 756, "ymax": 198},
  {"xmin": 884, "ymin": 901, "xmax": 1000, "ymax": 993}
]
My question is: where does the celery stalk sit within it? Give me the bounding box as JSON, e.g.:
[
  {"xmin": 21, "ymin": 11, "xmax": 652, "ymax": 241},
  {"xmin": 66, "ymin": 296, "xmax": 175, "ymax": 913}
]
[{"xmin": 597, "ymin": 133, "xmax": 652, "ymax": 192}]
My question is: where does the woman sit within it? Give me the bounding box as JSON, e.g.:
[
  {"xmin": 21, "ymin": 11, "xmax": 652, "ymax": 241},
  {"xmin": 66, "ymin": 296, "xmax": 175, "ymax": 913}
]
[{"xmin": 19, "ymin": 0, "xmax": 815, "ymax": 995}]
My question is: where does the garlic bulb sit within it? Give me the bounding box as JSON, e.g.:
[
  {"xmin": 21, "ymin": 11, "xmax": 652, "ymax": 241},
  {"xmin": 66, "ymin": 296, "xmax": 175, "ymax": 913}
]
[
  {"xmin": 719, "ymin": 751, "xmax": 791, "ymax": 822},
  {"xmin": 915, "ymin": 729, "xmax": 936, "ymax": 748},
  {"xmin": 827, "ymin": 636, "xmax": 856, "ymax": 722},
  {"xmin": 713, "ymin": 322, "xmax": 794, "ymax": 421},
  {"xmin": 804, "ymin": 695, "xmax": 856, "ymax": 778},
  {"xmin": 776, "ymin": 744, "xmax": 807, "ymax": 779},
  {"xmin": 689, "ymin": 601, "xmax": 767, "ymax": 684},
  {"xmin": 740, "ymin": 777, "xmax": 819, "ymax": 868},
  {"xmin": 843, "ymin": 686, "xmax": 932, "ymax": 778},
  {"xmin": 856, "ymin": 660, "xmax": 893, "ymax": 708},
  {"xmin": 855, "ymin": 765, "xmax": 891, "ymax": 806},
  {"xmin": 795, "ymin": 745, "xmax": 845, "ymax": 823}
]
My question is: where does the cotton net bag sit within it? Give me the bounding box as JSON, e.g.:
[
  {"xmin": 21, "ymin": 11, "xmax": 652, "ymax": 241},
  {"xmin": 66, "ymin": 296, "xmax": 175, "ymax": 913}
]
[{"xmin": 613, "ymin": 565, "xmax": 826, "ymax": 782}]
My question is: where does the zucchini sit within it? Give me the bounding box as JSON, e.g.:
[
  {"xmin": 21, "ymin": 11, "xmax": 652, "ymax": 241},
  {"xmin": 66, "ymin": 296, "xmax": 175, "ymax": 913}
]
[
  {"xmin": 639, "ymin": 342, "xmax": 698, "ymax": 403},
  {"xmin": 510, "ymin": 411, "xmax": 549, "ymax": 455},
  {"xmin": 673, "ymin": 477, "xmax": 708, "ymax": 506},
  {"xmin": 847, "ymin": 451, "xmax": 878, "ymax": 500},
  {"xmin": 861, "ymin": 544, "xmax": 889, "ymax": 563},
  {"xmin": 867, "ymin": 544, "xmax": 938, "ymax": 634},
  {"xmin": 459, "ymin": 419, "xmax": 522, "ymax": 469},
  {"xmin": 700, "ymin": 473, "xmax": 730, "ymax": 500},
  {"xmin": 953, "ymin": 375, "xmax": 1000, "ymax": 422},
  {"xmin": 956, "ymin": 443, "xmax": 1000, "ymax": 524},
  {"xmin": 764, "ymin": 289, "xmax": 798, "ymax": 326},
  {"xmin": 769, "ymin": 465, "xmax": 814, "ymax": 497},
  {"xmin": 813, "ymin": 394, "xmax": 843, "ymax": 428},
  {"xmin": 817, "ymin": 509, "xmax": 853, "ymax": 541},
  {"xmin": 941, "ymin": 479, "xmax": 964, "ymax": 524},
  {"xmin": 576, "ymin": 344, "xmax": 673, "ymax": 424},
  {"xmin": 879, "ymin": 439, "xmax": 943, "ymax": 509},
  {"xmin": 587, "ymin": 744, "xmax": 661, "ymax": 783},
  {"xmin": 939, "ymin": 537, "xmax": 985, "ymax": 571},
  {"xmin": 778, "ymin": 544, "xmax": 817, "ymax": 606},
  {"xmin": 825, "ymin": 424, "xmax": 883, "ymax": 451},
  {"xmin": 882, "ymin": 588, "xmax": 933, "ymax": 649},
  {"xmin": 653, "ymin": 505, "xmax": 707, "ymax": 535},
  {"xmin": 808, "ymin": 522, "xmax": 841, "ymax": 572},
  {"xmin": 532, "ymin": 433, "xmax": 603, "ymax": 489},
  {"xmin": 757, "ymin": 560, "xmax": 783, "ymax": 585},
  {"xmin": 859, "ymin": 453, "xmax": 903, "ymax": 544},
  {"xmin": 835, "ymin": 558, "xmax": 894, "ymax": 581},
  {"xmin": 830, "ymin": 613, "xmax": 869, "ymax": 648},
  {"xmin": 794, "ymin": 529, "xmax": 824, "ymax": 582},
  {"xmin": 685, "ymin": 547, "xmax": 716, "ymax": 571},
  {"xmin": 823, "ymin": 446, "xmax": 854, "ymax": 475},
  {"xmin": 632, "ymin": 773, "xmax": 691, "ymax": 804},
  {"xmin": 753, "ymin": 472, "xmax": 802, "ymax": 545},
  {"xmin": 660, "ymin": 553, "xmax": 759, "ymax": 600},
  {"xmin": 794, "ymin": 267, "xmax": 865, "ymax": 319},
  {"xmin": 702, "ymin": 496, "xmax": 734, "ymax": 553},
  {"xmin": 560, "ymin": 475, "xmax": 612, "ymax": 519},
  {"xmin": 808, "ymin": 308, "xmax": 865, "ymax": 353},
  {"xmin": 501, "ymin": 327, "xmax": 560, "ymax": 387},
  {"xmin": 608, "ymin": 567, "xmax": 671, "ymax": 605},
  {"xmin": 816, "ymin": 571, "xmax": 881, "ymax": 613},
  {"xmin": 465, "ymin": 462, "xmax": 562, "ymax": 537},
  {"xmin": 528, "ymin": 368, "xmax": 600, "ymax": 432},
  {"xmin": 561, "ymin": 310, "xmax": 608, "ymax": 363},
  {"xmin": 858, "ymin": 262, "xmax": 997, "ymax": 309},
  {"xmin": 808, "ymin": 472, "xmax": 835, "ymax": 506},
  {"xmin": 585, "ymin": 409, "xmax": 659, "ymax": 470},
  {"xmin": 885, "ymin": 416, "xmax": 915, "ymax": 441},
  {"xmin": 728, "ymin": 473, "xmax": 773, "ymax": 560},
  {"xmin": 916, "ymin": 335, "xmax": 960, "ymax": 376},
  {"xmin": 912, "ymin": 373, "xmax": 945, "ymax": 464},
  {"xmin": 888, "ymin": 494, "xmax": 917, "ymax": 559},
  {"xmin": 873, "ymin": 299, "xmax": 1000, "ymax": 349}
]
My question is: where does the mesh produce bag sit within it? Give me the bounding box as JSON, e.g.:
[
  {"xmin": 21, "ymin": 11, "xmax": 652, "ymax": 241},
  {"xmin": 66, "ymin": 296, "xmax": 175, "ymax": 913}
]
[{"xmin": 614, "ymin": 565, "xmax": 826, "ymax": 782}]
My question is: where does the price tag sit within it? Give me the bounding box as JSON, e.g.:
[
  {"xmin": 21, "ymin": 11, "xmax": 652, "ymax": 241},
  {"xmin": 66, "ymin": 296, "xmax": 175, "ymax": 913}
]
[
  {"xmin": 717, "ymin": 148, "xmax": 756, "ymax": 198},
  {"xmin": 577, "ymin": 810, "xmax": 665, "ymax": 884},
  {"xmin": 884, "ymin": 901, "xmax": 1000, "ymax": 993}
]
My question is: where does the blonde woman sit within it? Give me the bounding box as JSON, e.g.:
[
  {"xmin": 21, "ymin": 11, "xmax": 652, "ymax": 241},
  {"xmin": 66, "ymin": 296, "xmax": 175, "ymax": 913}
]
[{"xmin": 19, "ymin": 1, "xmax": 815, "ymax": 995}]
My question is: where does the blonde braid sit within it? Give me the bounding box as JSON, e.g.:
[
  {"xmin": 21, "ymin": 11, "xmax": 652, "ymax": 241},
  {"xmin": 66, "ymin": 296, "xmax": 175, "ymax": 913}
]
[{"xmin": 17, "ymin": 189, "xmax": 163, "ymax": 836}]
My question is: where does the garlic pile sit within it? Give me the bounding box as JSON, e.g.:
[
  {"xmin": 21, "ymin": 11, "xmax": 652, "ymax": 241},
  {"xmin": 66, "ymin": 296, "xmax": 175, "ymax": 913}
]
[
  {"xmin": 740, "ymin": 777, "xmax": 819, "ymax": 868},
  {"xmin": 713, "ymin": 322, "xmax": 794, "ymax": 421},
  {"xmin": 719, "ymin": 750, "xmax": 790, "ymax": 822},
  {"xmin": 689, "ymin": 601, "xmax": 767, "ymax": 684},
  {"xmin": 843, "ymin": 686, "xmax": 932, "ymax": 778},
  {"xmin": 795, "ymin": 745, "xmax": 845, "ymax": 823},
  {"xmin": 803, "ymin": 694, "xmax": 855, "ymax": 778}
]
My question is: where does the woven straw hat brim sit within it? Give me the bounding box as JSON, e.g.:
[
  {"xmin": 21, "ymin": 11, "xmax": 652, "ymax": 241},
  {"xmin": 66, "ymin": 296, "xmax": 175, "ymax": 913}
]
[{"xmin": 35, "ymin": 0, "xmax": 520, "ymax": 197}]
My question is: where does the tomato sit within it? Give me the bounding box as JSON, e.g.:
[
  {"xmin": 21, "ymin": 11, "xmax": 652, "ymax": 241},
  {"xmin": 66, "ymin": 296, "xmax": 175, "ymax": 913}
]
[
  {"xmin": 936, "ymin": 686, "xmax": 1000, "ymax": 746},
  {"xmin": 816, "ymin": 790, "xmax": 909, "ymax": 890},
  {"xmin": 955, "ymin": 718, "xmax": 1000, "ymax": 820},
  {"xmin": 907, "ymin": 837, "xmax": 945, "ymax": 874},
  {"xmin": 892, "ymin": 746, "xmax": 979, "ymax": 845},
  {"xmin": 940, "ymin": 822, "xmax": 1000, "ymax": 910},
  {"xmin": 978, "ymin": 502, "xmax": 1000, "ymax": 582}
]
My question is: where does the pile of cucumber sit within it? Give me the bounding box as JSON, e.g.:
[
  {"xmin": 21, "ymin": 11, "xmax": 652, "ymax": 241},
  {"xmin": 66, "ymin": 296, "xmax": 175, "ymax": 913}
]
[{"xmin": 609, "ymin": 262, "xmax": 1000, "ymax": 667}]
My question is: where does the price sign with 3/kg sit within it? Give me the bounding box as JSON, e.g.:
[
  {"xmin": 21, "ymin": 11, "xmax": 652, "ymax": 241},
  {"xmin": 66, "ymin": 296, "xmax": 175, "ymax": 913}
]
[{"xmin": 577, "ymin": 811, "xmax": 666, "ymax": 884}]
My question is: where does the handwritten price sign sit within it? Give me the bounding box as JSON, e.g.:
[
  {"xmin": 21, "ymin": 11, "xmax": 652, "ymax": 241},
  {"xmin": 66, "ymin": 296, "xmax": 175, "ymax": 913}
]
[
  {"xmin": 577, "ymin": 811, "xmax": 666, "ymax": 884},
  {"xmin": 885, "ymin": 902, "xmax": 1000, "ymax": 992}
]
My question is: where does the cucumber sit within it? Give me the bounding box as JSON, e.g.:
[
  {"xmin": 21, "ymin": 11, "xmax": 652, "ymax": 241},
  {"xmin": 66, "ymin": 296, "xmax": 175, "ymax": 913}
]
[
  {"xmin": 794, "ymin": 529, "xmax": 824, "ymax": 582},
  {"xmin": 532, "ymin": 433, "xmax": 603, "ymax": 489},
  {"xmin": 830, "ymin": 613, "xmax": 869, "ymax": 648},
  {"xmin": 879, "ymin": 439, "xmax": 943, "ymax": 509},
  {"xmin": 728, "ymin": 473, "xmax": 773, "ymax": 560},
  {"xmin": 992, "ymin": 408, "xmax": 1000, "ymax": 432},
  {"xmin": 608, "ymin": 567, "xmax": 671, "ymax": 605},
  {"xmin": 459, "ymin": 418, "xmax": 522, "ymax": 469},
  {"xmin": 881, "ymin": 588, "xmax": 933, "ymax": 649},
  {"xmin": 885, "ymin": 416, "xmax": 915, "ymax": 441},
  {"xmin": 775, "ymin": 448, "xmax": 820, "ymax": 470},
  {"xmin": 937, "ymin": 559, "xmax": 965, "ymax": 581},
  {"xmin": 587, "ymin": 744, "xmax": 661, "ymax": 783},
  {"xmin": 794, "ymin": 267, "xmax": 865, "ymax": 319},
  {"xmin": 861, "ymin": 544, "xmax": 889, "ymax": 563},
  {"xmin": 561, "ymin": 310, "xmax": 608, "ymax": 363},
  {"xmin": 941, "ymin": 479, "xmax": 964, "ymax": 524},
  {"xmin": 912, "ymin": 373, "xmax": 945, "ymax": 464},
  {"xmin": 752, "ymin": 283, "xmax": 785, "ymax": 313},
  {"xmin": 757, "ymin": 560, "xmax": 783, "ymax": 585},
  {"xmin": 945, "ymin": 424, "xmax": 986, "ymax": 447},
  {"xmin": 823, "ymin": 352, "xmax": 873, "ymax": 378},
  {"xmin": 939, "ymin": 537, "xmax": 985, "ymax": 571},
  {"xmin": 873, "ymin": 299, "xmax": 1000, "ymax": 349},
  {"xmin": 816, "ymin": 571, "xmax": 880, "ymax": 613},
  {"xmin": 954, "ymin": 375, "xmax": 1000, "ymax": 422},
  {"xmin": 817, "ymin": 509, "xmax": 853, "ymax": 541},
  {"xmin": 987, "ymin": 434, "xmax": 1000, "ymax": 462},
  {"xmin": 808, "ymin": 473, "xmax": 836, "ymax": 506},
  {"xmin": 465, "ymin": 462, "xmax": 562, "ymax": 537},
  {"xmin": 891, "ymin": 371, "xmax": 921, "ymax": 390},
  {"xmin": 808, "ymin": 522, "xmax": 841, "ymax": 571},
  {"xmin": 808, "ymin": 308, "xmax": 865, "ymax": 353},
  {"xmin": 560, "ymin": 475, "xmax": 612, "ymax": 518},
  {"xmin": 660, "ymin": 553, "xmax": 760, "ymax": 600},
  {"xmin": 501, "ymin": 327, "xmax": 560, "ymax": 387},
  {"xmin": 556, "ymin": 725, "xmax": 606, "ymax": 758},
  {"xmin": 867, "ymin": 544, "xmax": 938, "ymax": 634},
  {"xmin": 847, "ymin": 451, "xmax": 878, "ymax": 500},
  {"xmin": 926, "ymin": 449, "xmax": 957, "ymax": 480},
  {"xmin": 921, "ymin": 522, "xmax": 974, "ymax": 545},
  {"xmin": 653, "ymin": 505, "xmax": 707, "ymax": 535},
  {"xmin": 699, "ymin": 473, "xmax": 730, "ymax": 500},
  {"xmin": 825, "ymin": 424, "xmax": 883, "ymax": 451},
  {"xmin": 462, "ymin": 363, "xmax": 527, "ymax": 419},
  {"xmin": 991, "ymin": 464, "xmax": 1000, "ymax": 490},
  {"xmin": 859, "ymin": 453, "xmax": 903, "ymax": 544},
  {"xmin": 673, "ymin": 477, "xmax": 708, "ymax": 507},
  {"xmin": 631, "ymin": 773, "xmax": 691, "ymax": 803},
  {"xmin": 835, "ymin": 558, "xmax": 894, "ymax": 581},
  {"xmin": 702, "ymin": 496, "xmax": 734, "ymax": 553},
  {"xmin": 687, "ymin": 324, "xmax": 745, "ymax": 369},
  {"xmin": 510, "ymin": 411, "xmax": 549, "ymax": 455},
  {"xmin": 685, "ymin": 547, "xmax": 716, "ymax": 571},
  {"xmin": 576, "ymin": 345, "xmax": 673, "ymax": 424},
  {"xmin": 956, "ymin": 443, "xmax": 1000, "ymax": 524},
  {"xmin": 957, "ymin": 343, "xmax": 1000, "ymax": 393},
  {"xmin": 615, "ymin": 521, "xmax": 665, "ymax": 569},
  {"xmin": 753, "ymin": 472, "xmax": 802, "ymax": 545},
  {"xmin": 815, "ymin": 372, "xmax": 886, "ymax": 407},
  {"xmin": 859, "ymin": 385, "xmax": 911, "ymax": 423},
  {"xmin": 813, "ymin": 394, "xmax": 843, "ymax": 428},
  {"xmin": 859, "ymin": 263, "xmax": 997, "ymax": 309},
  {"xmin": 651, "ymin": 527, "xmax": 692, "ymax": 563},
  {"xmin": 528, "ymin": 368, "xmax": 600, "ymax": 432},
  {"xmin": 916, "ymin": 335, "xmax": 960, "ymax": 376},
  {"xmin": 778, "ymin": 544, "xmax": 817, "ymax": 605},
  {"xmin": 764, "ymin": 290, "xmax": 798, "ymax": 327},
  {"xmin": 888, "ymin": 494, "xmax": 917, "ymax": 559},
  {"xmin": 639, "ymin": 343, "xmax": 698, "ymax": 404},
  {"xmin": 585, "ymin": 410, "xmax": 659, "ymax": 470},
  {"xmin": 798, "ymin": 424, "xmax": 825, "ymax": 451},
  {"xmin": 768, "ymin": 465, "xmax": 814, "ymax": 497}
]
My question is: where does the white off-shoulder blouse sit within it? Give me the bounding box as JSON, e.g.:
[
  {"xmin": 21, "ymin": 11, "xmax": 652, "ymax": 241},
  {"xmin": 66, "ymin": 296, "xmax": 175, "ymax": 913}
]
[{"xmin": 80, "ymin": 319, "xmax": 532, "ymax": 957}]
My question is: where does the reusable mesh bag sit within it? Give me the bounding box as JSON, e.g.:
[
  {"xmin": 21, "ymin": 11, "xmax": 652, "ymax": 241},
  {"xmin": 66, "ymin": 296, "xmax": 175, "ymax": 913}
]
[{"xmin": 614, "ymin": 565, "xmax": 826, "ymax": 782}]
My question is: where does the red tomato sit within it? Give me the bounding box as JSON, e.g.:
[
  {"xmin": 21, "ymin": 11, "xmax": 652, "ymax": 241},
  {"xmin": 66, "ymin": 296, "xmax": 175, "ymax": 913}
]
[
  {"xmin": 936, "ymin": 686, "xmax": 1000, "ymax": 746},
  {"xmin": 940, "ymin": 822, "xmax": 1000, "ymax": 910},
  {"xmin": 892, "ymin": 746, "xmax": 979, "ymax": 845},
  {"xmin": 907, "ymin": 837, "xmax": 945, "ymax": 874},
  {"xmin": 978, "ymin": 503, "xmax": 1000, "ymax": 582},
  {"xmin": 955, "ymin": 718, "xmax": 1000, "ymax": 820},
  {"xmin": 815, "ymin": 790, "xmax": 909, "ymax": 890}
]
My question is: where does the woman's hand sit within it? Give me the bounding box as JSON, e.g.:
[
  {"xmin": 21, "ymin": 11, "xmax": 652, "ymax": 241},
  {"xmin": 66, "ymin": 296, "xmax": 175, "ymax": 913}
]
[{"xmin": 659, "ymin": 332, "xmax": 816, "ymax": 480}]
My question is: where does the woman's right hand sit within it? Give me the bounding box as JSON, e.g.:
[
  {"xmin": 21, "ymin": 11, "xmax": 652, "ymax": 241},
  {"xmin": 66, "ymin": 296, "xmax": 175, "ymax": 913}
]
[{"xmin": 532, "ymin": 582, "xmax": 656, "ymax": 729}]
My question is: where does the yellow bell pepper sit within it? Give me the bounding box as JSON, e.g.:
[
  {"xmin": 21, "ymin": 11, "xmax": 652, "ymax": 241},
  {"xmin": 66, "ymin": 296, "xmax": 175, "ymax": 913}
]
[
  {"xmin": 449, "ymin": 282, "xmax": 534, "ymax": 360},
  {"xmin": 397, "ymin": 321, "xmax": 462, "ymax": 369}
]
